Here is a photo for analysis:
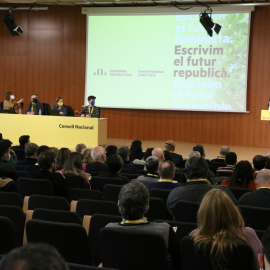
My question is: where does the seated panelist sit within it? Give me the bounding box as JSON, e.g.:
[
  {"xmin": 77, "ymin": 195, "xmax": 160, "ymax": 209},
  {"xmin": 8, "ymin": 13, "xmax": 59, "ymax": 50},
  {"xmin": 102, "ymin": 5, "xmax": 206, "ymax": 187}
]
[
  {"xmin": 25, "ymin": 94, "xmax": 44, "ymax": 115},
  {"xmin": 78, "ymin": 95, "xmax": 100, "ymax": 118},
  {"xmin": 52, "ymin": 97, "xmax": 68, "ymax": 116},
  {"xmin": 3, "ymin": 91, "xmax": 24, "ymax": 112}
]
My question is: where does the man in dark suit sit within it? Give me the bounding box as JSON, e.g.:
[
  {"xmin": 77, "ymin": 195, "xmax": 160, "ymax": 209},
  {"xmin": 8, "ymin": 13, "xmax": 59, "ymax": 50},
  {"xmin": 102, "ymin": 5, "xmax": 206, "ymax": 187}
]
[
  {"xmin": 164, "ymin": 140, "xmax": 183, "ymax": 168},
  {"xmin": 85, "ymin": 146, "xmax": 108, "ymax": 173},
  {"xmin": 238, "ymin": 169, "xmax": 270, "ymax": 207},
  {"xmin": 16, "ymin": 143, "xmax": 38, "ymax": 167},
  {"xmin": 78, "ymin": 95, "xmax": 100, "ymax": 118},
  {"xmin": 167, "ymin": 156, "xmax": 236, "ymax": 215},
  {"xmin": 25, "ymin": 94, "xmax": 44, "ymax": 115}
]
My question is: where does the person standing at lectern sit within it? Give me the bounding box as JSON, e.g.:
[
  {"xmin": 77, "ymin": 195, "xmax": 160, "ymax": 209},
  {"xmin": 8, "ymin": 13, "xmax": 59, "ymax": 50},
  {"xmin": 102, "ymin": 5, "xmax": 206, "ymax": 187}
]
[
  {"xmin": 78, "ymin": 95, "xmax": 100, "ymax": 118},
  {"xmin": 3, "ymin": 92, "xmax": 24, "ymax": 113},
  {"xmin": 26, "ymin": 94, "xmax": 44, "ymax": 115}
]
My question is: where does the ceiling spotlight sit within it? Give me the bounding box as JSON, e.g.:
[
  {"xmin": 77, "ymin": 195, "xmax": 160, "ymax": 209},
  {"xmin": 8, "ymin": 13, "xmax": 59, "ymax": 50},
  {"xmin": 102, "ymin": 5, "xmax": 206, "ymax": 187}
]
[
  {"xmin": 3, "ymin": 11, "xmax": 23, "ymax": 36},
  {"xmin": 199, "ymin": 7, "xmax": 221, "ymax": 37}
]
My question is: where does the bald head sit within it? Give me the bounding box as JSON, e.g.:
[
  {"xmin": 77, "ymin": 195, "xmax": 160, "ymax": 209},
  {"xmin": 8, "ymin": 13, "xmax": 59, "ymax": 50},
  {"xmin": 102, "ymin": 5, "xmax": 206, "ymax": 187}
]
[
  {"xmin": 165, "ymin": 140, "xmax": 176, "ymax": 152},
  {"xmin": 152, "ymin": 148, "xmax": 164, "ymax": 163},
  {"xmin": 91, "ymin": 146, "xmax": 106, "ymax": 162},
  {"xmin": 220, "ymin": 146, "xmax": 230, "ymax": 156},
  {"xmin": 256, "ymin": 169, "xmax": 270, "ymax": 188},
  {"xmin": 159, "ymin": 161, "xmax": 175, "ymax": 179}
]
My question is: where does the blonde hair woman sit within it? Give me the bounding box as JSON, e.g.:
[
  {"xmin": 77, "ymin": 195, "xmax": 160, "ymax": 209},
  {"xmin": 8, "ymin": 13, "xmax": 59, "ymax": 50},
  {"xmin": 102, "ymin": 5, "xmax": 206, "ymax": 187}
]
[
  {"xmin": 189, "ymin": 189, "xmax": 262, "ymax": 270},
  {"xmin": 81, "ymin": 148, "xmax": 93, "ymax": 171}
]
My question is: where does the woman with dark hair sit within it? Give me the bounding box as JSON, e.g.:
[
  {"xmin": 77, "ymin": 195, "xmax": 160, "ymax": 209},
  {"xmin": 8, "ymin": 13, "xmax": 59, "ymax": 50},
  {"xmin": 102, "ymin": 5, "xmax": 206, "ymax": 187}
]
[
  {"xmin": 52, "ymin": 97, "xmax": 68, "ymax": 116},
  {"xmin": 105, "ymin": 145, "xmax": 117, "ymax": 158},
  {"xmin": 129, "ymin": 140, "xmax": 143, "ymax": 162},
  {"xmin": 188, "ymin": 189, "xmax": 262, "ymax": 270},
  {"xmin": 221, "ymin": 160, "xmax": 256, "ymax": 190},
  {"xmin": 62, "ymin": 152, "xmax": 90, "ymax": 189},
  {"xmin": 56, "ymin": 148, "xmax": 71, "ymax": 170},
  {"xmin": 3, "ymin": 91, "xmax": 24, "ymax": 112},
  {"xmin": 133, "ymin": 147, "xmax": 154, "ymax": 166}
]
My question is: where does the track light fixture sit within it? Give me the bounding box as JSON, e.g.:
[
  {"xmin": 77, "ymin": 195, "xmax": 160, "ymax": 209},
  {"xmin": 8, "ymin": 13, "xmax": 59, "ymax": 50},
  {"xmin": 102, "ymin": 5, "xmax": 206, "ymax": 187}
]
[
  {"xmin": 3, "ymin": 10, "xmax": 23, "ymax": 36},
  {"xmin": 199, "ymin": 7, "xmax": 221, "ymax": 37}
]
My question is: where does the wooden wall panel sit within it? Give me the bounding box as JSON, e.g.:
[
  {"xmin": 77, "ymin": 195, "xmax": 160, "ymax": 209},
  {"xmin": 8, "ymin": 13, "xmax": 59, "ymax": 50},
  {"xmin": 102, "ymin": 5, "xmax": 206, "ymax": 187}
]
[{"xmin": 0, "ymin": 6, "xmax": 270, "ymax": 147}]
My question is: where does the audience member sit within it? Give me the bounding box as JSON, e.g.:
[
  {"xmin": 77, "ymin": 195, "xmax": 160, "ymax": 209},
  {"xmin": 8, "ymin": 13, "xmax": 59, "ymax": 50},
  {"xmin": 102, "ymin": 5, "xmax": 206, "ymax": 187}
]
[
  {"xmin": 163, "ymin": 150, "xmax": 173, "ymax": 161},
  {"xmin": 55, "ymin": 148, "xmax": 71, "ymax": 170},
  {"xmin": 62, "ymin": 152, "xmax": 90, "ymax": 189},
  {"xmin": 265, "ymin": 155, "xmax": 270, "ymax": 169},
  {"xmin": 11, "ymin": 135, "xmax": 30, "ymax": 161},
  {"xmin": 238, "ymin": 169, "xmax": 270, "ymax": 207},
  {"xmin": 0, "ymin": 139, "xmax": 16, "ymax": 180},
  {"xmin": 16, "ymin": 143, "xmax": 39, "ymax": 166},
  {"xmin": 221, "ymin": 160, "xmax": 256, "ymax": 190},
  {"xmin": 165, "ymin": 140, "xmax": 183, "ymax": 168},
  {"xmin": 52, "ymin": 97, "xmax": 68, "ymax": 116},
  {"xmin": 0, "ymin": 243, "xmax": 69, "ymax": 270},
  {"xmin": 75, "ymin": 143, "xmax": 86, "ymax": 153},
  {"xmin": 133, "ymin": 147, "xmax": 154, "ymax": 166},
  {"xmin": 193, "ymin": 144, "xmax": 206, "ymax": 159},
  {"xmin": 37, "ymin": 145, "xmax": 50, "ymax": 157},
  {"xmin": 211, "ymin": 145, "xmax": 230, "ymax": 162},
  {"xmin": 85, "ymin": 146, "xmax": 108, "ymax": 173},
  {"xmin": 152, "ymin": 148, "xmax": 164, "ymax": 163},
  {"xmin": 129, "ymin": 140, "xmax": 143, "ymax": 162},
  {"xmin": 106, "ymin": 181, "xmax": 181, "ymax": 270},
  {"xmin": 216, "ymin": 151, "xmax": 237, "ymax": 176},
  {"xmin": 259, "ymin": 226, "xmax": 270, "ymax": 270},
  {"xmin": 49, "ymin": 147, "xmax": 59, "ymax": 157},
  {"xmin": 137, "ymin": 156, "xmax": 159, "ymax": 181},
  {"xmin": 27, "ymin": 150, "xmax": 67, "ymax": 197},
  {"xmin": 253, "ymin": 155, "xmax": 266, "ymax": 179},
  {"xmin": 81, "ymin": 147, "xmax": 93, "ymax": 170},
  {"xmin": 167, "ymin": 156, "xmax": 236, "ymax": 215},
  {"xmin": 78, "ymin": 95, "xmax": 100, "ymax": 118},
  {"xmin": 148, "ymin": 160, "xmax": 183, "ymax": 191},
  {"xmin": 190, "ymin": 189, "xmax": 262, "ymax": 270},
  {"xmin": 99, "ymin": 154, "xmax": 129, "ymax": 183},
  {"xmin": 25, "ymin": 94, "xmax": 44, "ymax": 115},
  {"xmin": 117, "ymin": 146, "xmax": 137, "ymax": 174},
  {"xmin": 105, "ymin": 145, "xmax": 117, "ymax": 158}
]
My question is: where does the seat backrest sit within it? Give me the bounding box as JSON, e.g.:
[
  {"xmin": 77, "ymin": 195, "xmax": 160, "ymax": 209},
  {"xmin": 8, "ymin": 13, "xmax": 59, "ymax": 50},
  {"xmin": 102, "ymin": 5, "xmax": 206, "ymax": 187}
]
[
  {"xmin": 100, "ymin": 227, "xmax": 168, "ymax": 270},
  {"xmin": 0, "ymin": 102, "xmax": 3, "ymax": 110},
  {"xmin": 0, "ymin": 205, "xmax": 25, "ymax": 245},
  {"xmin": 28, "ymin": 195, "xmax": 70, "ymax": 211},
  {"xmin": 66, "ymin": 105, "xmax": 75, "ymax": 116},
  {"xmin": 33, "ymin": 208, "xmax": 82, "ymax": 224},
  {"xmin": 91, "ymin": 177, "xmax": 124, "ymax": 193},
  {"xmin": 229, "ymin": 187, "xmax": 251, "ymax": 200},
  {"xmin": 76, "ymin": 199, "xmax": 120, "ymax": 219},
  {"xmin": 150, "ymin": 188, "xmax": 171, "ymax": 202},
  {"xmin": 17, "ymin": 177, "xmax": 54, "ymax": 197},
  {"xmin": 180, "ymin": 236, "xmax": 257, "ymax": 270},
  {"xmin": 26, "ymin": 219, "xmax": 91, "ymax": 265},
  {"xmin": 42, "ymin": 103, "xmax": 51, "ymax": 115},
  {"xmin": 103, "ymin": 184, "xmax": 122, "ymax": 203},
  {"xmin": 0, "ymin": 216, "xmax": 18, "ymax": 254},
  {"xmin": 155, "ymin": 220, "xmax": 197, "ymax": 245},
  {"xmin": 0, "ymin": 191, "xmax": 23, "ymax": 207},
  {"xmin": 238, "ymin": 205, "xmax": 270, "ymax": 230},
  {"xmin": 173, "ymin": 200, "xmax": 200, "ymax": 222},
  {"xmin": 145, "ymin": 197, "xmax": 168, "ymax": 221},
  {"xmin": 119, "ymin": 173, "xmax": 141, "ymax": 181},
  {"xmin": 67, "ymin": 188, "xmax": 103, "ymax": 203},
  {"xmin": 88, "ymin": 214, "xmax": 122, "ymax": 266}
]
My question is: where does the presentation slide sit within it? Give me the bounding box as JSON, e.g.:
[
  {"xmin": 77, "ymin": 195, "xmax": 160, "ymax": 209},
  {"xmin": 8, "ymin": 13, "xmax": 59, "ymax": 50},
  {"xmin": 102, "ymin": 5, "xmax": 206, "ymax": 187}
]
[{"xmin": 85, "ymin": 12, "xmax": 250, "ymax": 112}]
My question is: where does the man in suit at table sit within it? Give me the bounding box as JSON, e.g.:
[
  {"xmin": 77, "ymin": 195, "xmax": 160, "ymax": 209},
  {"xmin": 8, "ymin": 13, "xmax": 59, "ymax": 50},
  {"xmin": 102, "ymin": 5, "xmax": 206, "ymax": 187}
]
[
  {"xmin": 25, "ymin": 94, "xmax": 44, "ymax": 115},
  {"xmin": 78, "ymin": 95, "xmax": 100, "ymax": 118}
]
